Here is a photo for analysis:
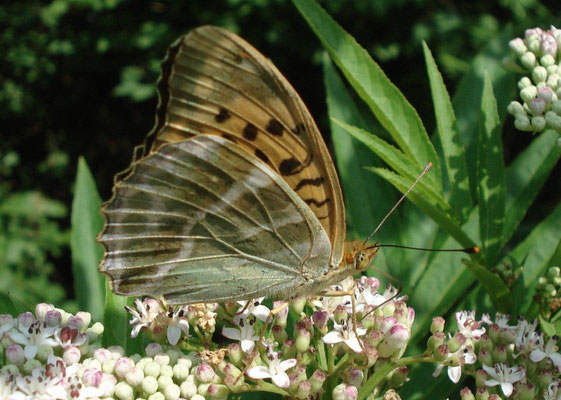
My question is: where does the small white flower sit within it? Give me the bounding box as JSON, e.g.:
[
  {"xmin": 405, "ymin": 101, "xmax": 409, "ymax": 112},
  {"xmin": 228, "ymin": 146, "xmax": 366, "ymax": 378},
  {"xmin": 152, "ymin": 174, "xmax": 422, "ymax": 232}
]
[
  {"xmin": 235, "ymin": 298, "xmax": 270, "ymax": 323},
  {"xmin": 515, "ymin": 318, "xmax": 540, "ymax": 353},
  {"xmin": 126, "ymin": 298, "xmax": 161, "ymax": 338},
  {"xmin": 157, "ymin": 306, "xmax": 190, "ymax": 346},
  {"xmin": 10, "ymin": 366, "xmax": 66, "ymax": 400},
  {"xmin": 322, "ymin": 318, "xmax": 367, "ymax": 353},
  {"xmin": 9, "ymin": 320, "xmax": 58, "ymax": 360},
  {"xmin": 222, "ymin": 316, "xmax": 259, "ymax": 353},
  {"xmin": 247, "ymin": 347, "xmax": 297, "ymax": 389},
  {"xmin": 0, "ymin": 370, "xmax": 16, "ymax": 398},
  {"xmin": 529, "ymin": 335, "xmax": 561, "ymax": 368},
  {"xmin": 432, "ymin": 346, "xmax": 476, "ymax": 384},
  {"xmin": 482, "ymin": 363, "xmax": 525, "ymax": 398},
  {"xmin": 455, "ymin": 311, "xmax": 485, "ymax": 341},
  {"xmin": 544, "ymin": 381, "xmax": 561, "ymax": 400},
  {"xmin": 54, "ymin": 325, "xmax": 88, "ymax": 349}
]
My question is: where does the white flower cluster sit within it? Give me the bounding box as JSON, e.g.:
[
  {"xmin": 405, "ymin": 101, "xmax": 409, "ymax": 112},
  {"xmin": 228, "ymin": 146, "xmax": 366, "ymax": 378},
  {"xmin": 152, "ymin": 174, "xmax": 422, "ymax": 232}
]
[
  {"xmin": 431, "ymin": 311, "xmax": 561, "ymax": 399},
  {"xmin": 507, "ymin": 27, "xmax": 561, "ymax": 133},
  {"xmin": 126, "ymin": 276, "xmax": 415, "ymax": 400}
]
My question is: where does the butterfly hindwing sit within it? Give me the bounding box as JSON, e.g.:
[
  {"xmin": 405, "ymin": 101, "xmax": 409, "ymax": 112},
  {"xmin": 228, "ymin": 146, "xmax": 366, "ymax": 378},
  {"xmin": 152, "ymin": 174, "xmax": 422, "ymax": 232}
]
[
  {"xmin": 142, "ymin": 26, "xmax": 345, "ymax": 265},
  {"xmin": 99, "ymin": 135, "xmax": 332, "ymax": 304}
]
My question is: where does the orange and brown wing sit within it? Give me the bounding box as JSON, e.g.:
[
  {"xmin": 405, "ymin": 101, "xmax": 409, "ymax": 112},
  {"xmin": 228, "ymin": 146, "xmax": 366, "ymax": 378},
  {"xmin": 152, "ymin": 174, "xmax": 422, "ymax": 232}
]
[{"xmin": 141, "ymin": 26, "xmax": 345, "ymax": 265}]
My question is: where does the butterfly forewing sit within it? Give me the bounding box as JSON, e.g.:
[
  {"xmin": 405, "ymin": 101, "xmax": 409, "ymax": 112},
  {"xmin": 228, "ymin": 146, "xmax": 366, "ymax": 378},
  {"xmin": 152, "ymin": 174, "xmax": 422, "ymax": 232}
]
[
  {"xmin": 142, "ymin": 26, "xmax": 345, "ymax": 265},
  {"xmin": 99, "ymin": 135, "xmax": 332, "ymax": 304}
]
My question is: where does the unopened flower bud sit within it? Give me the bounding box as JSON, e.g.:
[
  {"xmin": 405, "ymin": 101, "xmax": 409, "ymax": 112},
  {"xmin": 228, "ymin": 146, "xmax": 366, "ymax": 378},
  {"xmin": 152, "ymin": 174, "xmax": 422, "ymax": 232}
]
[
  {"xmin": 6, "ymin": 345, "xmax": 25, "ymax": 366},
  {"xmin": 514, "ymin": 115, "xmax": 532, "ymax": 131},
  {"xmin": 36, "ymin": 344, "xmax": 53, "ymax": 362},
  {"xmin": 460, "ymin": 387, "xmax": 475, "ymax": 400},
  {"xmin": 533, "ymin": 66, "xmax": 548, "ymax": 83},
  {"xmin": 476, "ymin": 386, "xmax": 490, "ymax": 400},
  {"xmin": 536, "ymin": 369, "xmax": 553, "ymax": 389},
  {"xmin": 546, "ymin": 111, "xmax": 561, "ymax": 132},
  {"xmin": 290, "ymin": 297, "xmax": 306, "ymax": 314},
  {"xmin": 541, "ymin": 54, "xmax": 556, "ymax": 67},
  {"xmin": 102, "ymin": 359, "xmax": 116, "ymax": 374},
  {"xmin": 148, "ymin": 392, "xmax": 165, "ymax": 400},
  {"xmin": 115, "ymin": 381, "xmax": 134, "ymax": 400},
  {"xmin": 427, "ymin": 331, "xmax": 446, "ymax": 352},
  {"xmin": 310, "ymin": 370, "xmax": 326, "ymax": 393},
  {"xmin": 63, "ymin": 346, "xmax": 82, "ymax": 365},
  {"xmin": 389, "ymin": 366, "xmax": 408, "ymax": 388},
  {"xmin": 99, "ymin": 373, "xmax": 117, "ymax": 397},
  {"xmin": 273, "ymin": 301, "xmax": 289, "ymax": 328},
  {"xmin": 223, "ymin": 374, "xmax": 244, "ymax": 391},
  {"xmin": 35, "ymin": 303, "xmax": 53, "ymax": 321},
  {"xmin": 75, "ymin": 311, "xmax": 92, "ymax": 328},
  {"xmin": 115, "ymin": 357, "xmax": 134, "ymax": 379},
  {"xmin": 477, "ymin": 348, "xmax": 493, "ymax": 366},
  {"xmin": 125, "ymin": 366, "xmax": 144, "ymax": 386},
  {"xmin": 448, "ymin": 333, "xmax": 466, "ymax": 353},
  {"xmin": 521, "ymin": 52, "xmax": 537, "ymax": 69},
  {"xmin": 144, "ymin": 361, "xmax": 161, "ymax": 378},
  {"xmin": 333, "ymin": 383, "xmax": 358, "ymax": 400},
  {"xmin": 197, "ymin": 363, "xmax": 216, "ymax": 383},
  {"xmin": 517, "ymin": 383, "xmax": 535, "ymax": 400},
  {"xmin": 146, "ymin": 342, "xmax": 163, "ymax": 357},
  {"xmin": 22, "ymin": 359, "xmax": 41, "ymax": 374},
  {"xmin": 509, "ymin": 38, "xmax": 527, "ymax": 56},
  {"xmin": 538, "ymin": 86, "xmax": 554, "ymax": 103},
  {"xmin": 83, "ymin": 368, "xmax": 103, "ymax": 386},
  {"xmin": 226, "ymin": 343, "xmax": 243, "ymax": 366},
  {"xmin": 158, "ymin": 375, "xmax": 173, "ymax": 391},
  {"xmin": 198, "ymin": 382, "xmax": 210, "ymax": 396},
  {"xmin": 180, "ymin": 381, "xmax": 198, "ymax": 398},
  {"xmin": 18, "ymin": 312, "xmax": 35, "ymax": 330},
  {"xmin": 433, "ymin": 343, "xmax": 449, "ymax": 362},
  {"xmin": 282, "ymin": 338, "xmax": 296, "ymax": 359},
  {"xmin": 542, "ymin": 33, "xmax": 558, "ymax": 56},
  {"xmin": 518, "ymin": 76, "xmax": 532, "ymax": 89},
  {"xmin": 312, "ymin": 310, "xmax": 329, "ymax": 330},
  {"xmin": 521, "ymin": 85, "xmax": 538, "ymax": 103},
  {"xmin": 430, "ymin": 317, "xmax": 445, "ymax": 333},
  {"xmin": 334, "ymin": 305, "xmax": 348, "ymax": 324},
  {"xmin": 346, "ymin": 367, "xmax": 364, "ymax": 388},
  {"xmin": 295, "ymin": 328, "xmax": 311, "ymax": 353},
  {"xmin": 295, "ymin": 380, "xmax": 311, "ymax": 399},
  {"xmin": 272, "ymin": 325, "xmax": 288, "ymax": 344},
  {"xmin": 207, "ymin": 383, "xmax": 229, "ymax": 398},
  {"xmin": 531, "ymin": 115, "xmax": 546, "ymax": 131},
  {"xmin": 491, "ymin": 344, "xmax": 507, "ymax": 363},
  {"xmin": 172, "ymin": 362, "xmax": 190, "ymax": 381},
  {"xmin": 163, "ymin": 382, "xmax": 181, "ymax": 399}
]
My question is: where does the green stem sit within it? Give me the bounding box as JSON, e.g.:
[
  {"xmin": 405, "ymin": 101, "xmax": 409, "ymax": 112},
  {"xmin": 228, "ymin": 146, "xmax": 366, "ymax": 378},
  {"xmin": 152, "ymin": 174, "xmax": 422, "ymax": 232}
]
[
  {"xmin": 248, "ymin": 381, "xmax": 290, "ymax": 396},
  {"xmin": 397, "ymin": 354, "xmax": 434, "ymax": 366}
]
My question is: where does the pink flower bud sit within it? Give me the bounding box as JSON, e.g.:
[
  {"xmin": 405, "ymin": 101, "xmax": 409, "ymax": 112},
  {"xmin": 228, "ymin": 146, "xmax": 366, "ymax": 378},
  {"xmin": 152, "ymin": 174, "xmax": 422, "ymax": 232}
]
[
  {"xmin": 380, "ymin": 316, "xmax": 397, "ymax": 333},
  {"xmin": 18, "ymin": 312, "xmax": 35, "ymax": 330},
  {"xmin": 538, "ymin": 86, "xmax": 554, "ymax": 103},
  {"xmin": 99, "ymin": 373, "xmax": 117, "ymax": 397},
  {"xmin": 83, "ymin": 368, "xmax": 103, "ymax": 387},
  {"xmin": 63, "ymin": 346, "xmax": 81, "ymax": 365},
  {"xmin": 115, "ymin": 357, "xmax": 134, "ymax": 379},
  {"xmin": 93, "ymin": 348, "xmax": 112, "ymax": 363},
  {"xmin": 197, "ymin": 363, "xmax": 216, "ymax": 383},
  {"xmin": 45, "ymin": 310, "xmax": 62, "ymax": 327},
  {"xmin": 35, "ymin": 304, "xmax": 54, "ymax": 321},
  {"xmin": 145, "ymin": 342, "xmax": 163, "ymax": 357},
  {"xmin": 542, "ymin": 33, "xmax": 558, "ymax": 56},
  {"xmin": 6, "ymin": 345, "xmax": 25, "ymax": 366},
  {"xmin": 431, "ymin": 317, "xmax": 445, "ymax": 333},
  {"xmin": 67, "ymin": 316, "xmax": 84, "ymax": 330},
  {"xmin": 312, "ymin": 310, "xmax": 329, "ymax": 328}
]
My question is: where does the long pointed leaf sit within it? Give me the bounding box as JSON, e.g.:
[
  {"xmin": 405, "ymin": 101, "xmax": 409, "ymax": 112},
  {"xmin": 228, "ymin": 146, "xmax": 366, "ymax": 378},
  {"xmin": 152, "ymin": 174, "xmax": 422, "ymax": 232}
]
[
  {"xmin": 463, "ymin": 259, "xmax": 511, "ymax": 311},
  {"xmin": 510, "ymin": 201, "xmax": 561, "ymax": 313},
  {"xmin": 423, "ymin": 42, "xmax": 471, "ymax": 221},
  {"xmin": 504, "ymin": 130, "xmax": 561, "ymax": 245},
  {"xmin": 335, "ymin": 120, "xmax": 450, "ymax": 212},
  {"xmin": 71, "ymin": 158, "xmax": 105, "ymax": 322},
  {"xmin": 292, "ymin": 0, "xmax": 442, "ymax": 190},
  {"xmin": 477, "ymin": 74, "xmax": 505, "ymax": 265},
  {"xmin": 368, "ymin": 168, "xmax": 476, "ymax": 249},
  {"xmin": 452, "ymin": 28, "xmax": 515, "ymax": 198}
]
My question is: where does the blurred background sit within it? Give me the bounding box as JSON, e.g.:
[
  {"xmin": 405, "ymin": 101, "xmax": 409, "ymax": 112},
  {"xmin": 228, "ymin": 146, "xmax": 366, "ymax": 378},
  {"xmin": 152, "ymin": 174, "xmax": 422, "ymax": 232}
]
[{"xmin": 1, "ymin": 0, "xmax": 559, "ymax": 312}]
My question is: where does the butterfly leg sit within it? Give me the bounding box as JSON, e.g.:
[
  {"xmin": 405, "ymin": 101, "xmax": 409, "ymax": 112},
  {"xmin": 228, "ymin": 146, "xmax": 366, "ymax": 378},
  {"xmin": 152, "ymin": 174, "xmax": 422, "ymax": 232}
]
[{"xmin": 234, "ymin": 301, "xmax": 290, "ymax": 384}]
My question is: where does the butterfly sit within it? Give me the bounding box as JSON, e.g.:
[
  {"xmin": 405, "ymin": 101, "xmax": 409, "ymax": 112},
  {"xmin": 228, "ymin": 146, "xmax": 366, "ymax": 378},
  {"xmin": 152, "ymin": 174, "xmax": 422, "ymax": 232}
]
[{"xmin": 98, "ymin": 25, "xmax": 378, "ymax": 305}]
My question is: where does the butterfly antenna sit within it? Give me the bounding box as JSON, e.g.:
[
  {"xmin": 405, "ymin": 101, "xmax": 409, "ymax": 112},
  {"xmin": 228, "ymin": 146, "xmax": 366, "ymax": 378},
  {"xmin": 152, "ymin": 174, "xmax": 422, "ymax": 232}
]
[
  {"xmin": 363, "ymin": 162, "xmax": 432, "ymax": 245},
  {"xmin": 377, "ymin": 244, "xmax": 479, "ymax": 254}
]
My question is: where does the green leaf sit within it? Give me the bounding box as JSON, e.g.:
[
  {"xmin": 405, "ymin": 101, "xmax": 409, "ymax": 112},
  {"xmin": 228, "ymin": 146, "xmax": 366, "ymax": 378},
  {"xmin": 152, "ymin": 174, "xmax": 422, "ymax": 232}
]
[
  {"xmin": 423, "ymin": 42, "xmax": 471, "ymax": 222},
  {"xmin": 367, "ymin": 168, "xmax": 476, "ymax": 249},
  {"xmin": 463, "ymin": 259, "xmax": 510, "ymax": 311},
  {"xmin": 71, "ymin": 158, "xmax": 105, "ymax": 322},
  {"xmin": 292, "ymin": 0, "xmax": 442, "ymax": 190},
  {"xmin": 452, "ymin": 28, "xmax": 515, "ymax": 199},
  {"xmin": 0, "ymin": 292, "xmax": 29, "ymax": 315},
  {"xmin": 324, "ymin": 56, "xmax": 400, "ymax": 244},
  {"xmin": 477, "ymin": 73, "xmax": 505, "ymax": 265},
  {"xmin": 102, "ymin": 281, "xmax": 142, "ymax": 354},
  {"xmin": 334, "ymin": 119, "xmax": 450, "ymax": 212},
  {"xmin": 504, "ymin": 130, "xmax": 561, "ymax": 245},
  {"xmin": 510, "ymin": 201, "xmax": 561, "ymax": 313}
]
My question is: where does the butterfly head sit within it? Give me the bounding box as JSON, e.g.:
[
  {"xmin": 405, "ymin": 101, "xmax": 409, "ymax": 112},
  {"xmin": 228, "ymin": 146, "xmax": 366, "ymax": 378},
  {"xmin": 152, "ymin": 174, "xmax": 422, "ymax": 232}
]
[{"xmin": 344, "ymin": 241, "xmax": 378, "ymax": 272}]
